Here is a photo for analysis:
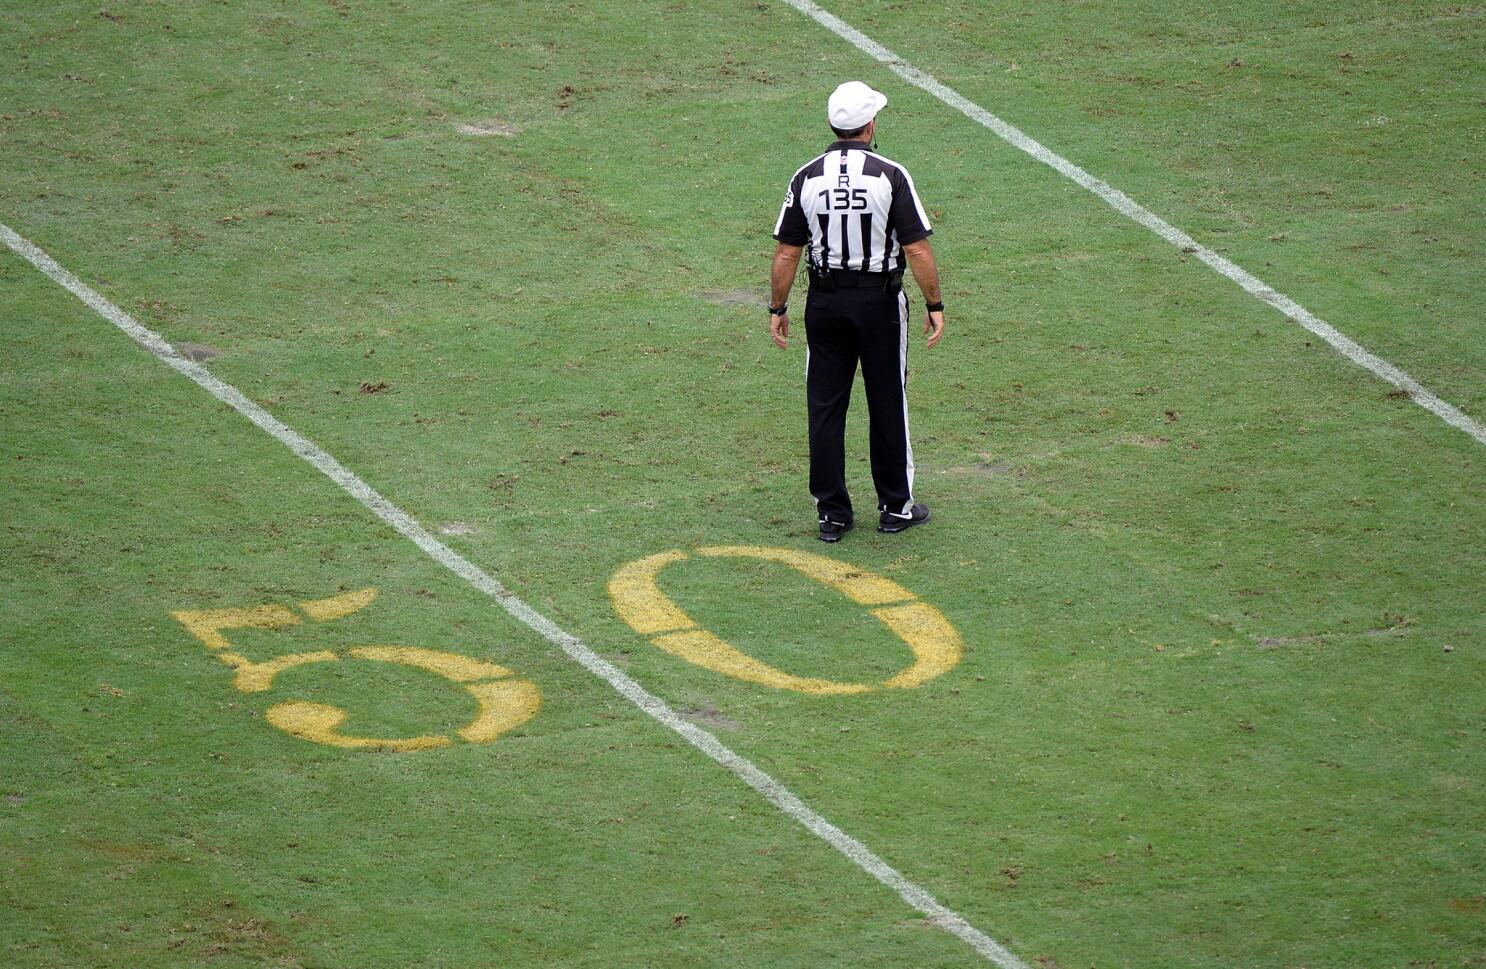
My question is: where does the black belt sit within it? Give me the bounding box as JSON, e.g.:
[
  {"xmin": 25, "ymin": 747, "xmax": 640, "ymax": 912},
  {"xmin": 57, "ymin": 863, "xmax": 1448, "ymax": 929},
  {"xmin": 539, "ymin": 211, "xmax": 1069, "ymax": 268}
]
[{"xmin": 810, "ymin": 268, "xmax": 903, "ymax": 290}]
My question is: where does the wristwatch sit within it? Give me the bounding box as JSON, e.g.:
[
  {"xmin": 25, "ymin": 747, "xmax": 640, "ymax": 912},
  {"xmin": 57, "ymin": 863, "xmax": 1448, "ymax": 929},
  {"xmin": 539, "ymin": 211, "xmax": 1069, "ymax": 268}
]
[
  {"xmin": 768, "ymin": 304, "xmax": 788, "ymax": 316},
  {"xmin": 925, "ymin": 301, "xmax": 945, "ymax": 313}
]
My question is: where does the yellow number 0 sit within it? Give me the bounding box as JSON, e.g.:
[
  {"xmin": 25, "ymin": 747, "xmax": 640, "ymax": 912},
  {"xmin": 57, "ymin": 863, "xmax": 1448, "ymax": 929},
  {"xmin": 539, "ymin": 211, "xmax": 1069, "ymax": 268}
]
[{"xmin": 608, "ymin": 546, "xmax": 963, "ymax": 695}]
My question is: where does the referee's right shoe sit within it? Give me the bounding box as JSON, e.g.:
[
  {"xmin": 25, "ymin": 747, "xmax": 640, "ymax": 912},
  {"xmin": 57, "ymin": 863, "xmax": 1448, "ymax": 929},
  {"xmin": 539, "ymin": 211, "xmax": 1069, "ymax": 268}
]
[
  {"xmin": 878, "ymin": 503, "xmax": 930, "ymax": 533},
  {"xmin": 818, "ymin": 515, "xmax": 853, "ymax": 543}
]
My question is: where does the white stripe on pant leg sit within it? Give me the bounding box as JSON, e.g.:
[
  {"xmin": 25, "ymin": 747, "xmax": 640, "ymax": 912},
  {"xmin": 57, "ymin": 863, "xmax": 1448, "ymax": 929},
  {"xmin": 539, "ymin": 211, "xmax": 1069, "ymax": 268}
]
[
  {"xmin": 898, "ymin": 287, "xmax": 915, "ymax": 514},
  {"xmin": 0, "ymin": 221, "xmax": 1030, "ymax": 969},
  {"xmin": 805, "ymin": 343, "xmax": 817, "ymax": 512}
]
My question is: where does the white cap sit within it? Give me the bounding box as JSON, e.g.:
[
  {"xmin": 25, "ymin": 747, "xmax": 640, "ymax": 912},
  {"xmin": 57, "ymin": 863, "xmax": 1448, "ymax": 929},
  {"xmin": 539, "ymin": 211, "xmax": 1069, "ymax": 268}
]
[{"xmin": 827, "ymin": 81, "xmax": 887, "ymax": 131}]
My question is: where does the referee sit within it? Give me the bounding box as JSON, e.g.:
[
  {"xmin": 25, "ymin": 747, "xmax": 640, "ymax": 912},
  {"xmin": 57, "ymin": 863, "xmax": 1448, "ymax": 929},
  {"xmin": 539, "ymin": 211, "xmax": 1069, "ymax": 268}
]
[{"xmin": 768, "ymin": 80, "xmax": 945, "ymax": 543}]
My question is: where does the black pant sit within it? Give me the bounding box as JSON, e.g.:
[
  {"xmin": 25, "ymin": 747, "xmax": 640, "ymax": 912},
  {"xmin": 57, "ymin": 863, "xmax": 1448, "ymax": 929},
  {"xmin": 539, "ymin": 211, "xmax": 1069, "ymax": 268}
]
[{"xmin": 804, "ymin": 283, "xmax": 914, "ymax": 523}]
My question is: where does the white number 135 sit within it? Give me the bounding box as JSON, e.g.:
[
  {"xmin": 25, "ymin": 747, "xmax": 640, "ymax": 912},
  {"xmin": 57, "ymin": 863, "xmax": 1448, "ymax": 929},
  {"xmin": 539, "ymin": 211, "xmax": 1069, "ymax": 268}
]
[{"xmin": 821, "ymin": 188, "xmax": 868, "ymax": 211}]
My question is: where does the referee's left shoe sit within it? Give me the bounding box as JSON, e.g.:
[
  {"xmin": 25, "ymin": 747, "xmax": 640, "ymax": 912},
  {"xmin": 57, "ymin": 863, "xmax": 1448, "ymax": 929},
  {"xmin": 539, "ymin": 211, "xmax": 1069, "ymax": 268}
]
[{"xmin": 878, "ymin": 503, "xmax": 931, "ymax": 534}]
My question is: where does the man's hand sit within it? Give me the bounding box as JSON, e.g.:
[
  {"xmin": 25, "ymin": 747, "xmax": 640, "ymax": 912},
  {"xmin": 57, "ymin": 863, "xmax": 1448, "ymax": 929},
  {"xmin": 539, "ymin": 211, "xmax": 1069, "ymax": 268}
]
[
  {"xmin": 770, "ymin": 311, "xmax": 790, "ymax": 349},
  {"xmin": 924, "ymin": 309, "xmax": 944, "ymax": 349},
  {"xmin": 902, "ymin": 239, "xmax": 945, "ymax": 349},
  {"xmin": 769, "ymin": 243, "xmax": 802, "ymax": 350}
]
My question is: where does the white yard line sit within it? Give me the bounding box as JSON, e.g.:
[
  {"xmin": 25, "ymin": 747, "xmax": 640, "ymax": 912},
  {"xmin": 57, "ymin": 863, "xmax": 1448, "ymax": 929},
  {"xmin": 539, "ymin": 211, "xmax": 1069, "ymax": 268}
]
[
  {"xmin": 0, "ymin": 221, "xmax": 1029, "ymax": 969},
  {"xmin": 779, "ymin": 0, "xmax": 1486, "ymax": 449}
]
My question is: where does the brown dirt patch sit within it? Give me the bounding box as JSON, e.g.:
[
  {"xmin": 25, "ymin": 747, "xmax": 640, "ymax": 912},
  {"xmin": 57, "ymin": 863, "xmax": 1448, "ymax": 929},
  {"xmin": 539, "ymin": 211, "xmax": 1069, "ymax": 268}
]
[
  {"xmin": 1255, "ymin": 634, "xmax": 1320, "ymax": 648},
  {"xmin": 457, "ymin": 119, "xmax": 518, "ymax": 137},
  {"xmin": 698, "ymin": 289, "xmax": 763, "ymax": 309},
  {"xmin": 175, "ymin": 341, "xmax": 220, "ymax": 362},
  {"xmin": 1449, "ymin": 896, "xmax": 1485, "ymax": 917},
  {"xmin": 174, "ymin": 900, "xmax": 306, "ymax": 964},
  {"xmin": 678, "ymin": 703, "xmax": 740, "ymax": 732},
  {"xmin": 79, "ymin": 838, "xmax": 163, "ymax": 861}
]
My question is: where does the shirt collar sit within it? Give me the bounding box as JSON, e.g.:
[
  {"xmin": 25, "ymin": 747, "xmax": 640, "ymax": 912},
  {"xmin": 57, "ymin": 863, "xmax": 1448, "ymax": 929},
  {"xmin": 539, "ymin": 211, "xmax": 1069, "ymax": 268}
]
[{"xmin": 826, "ymin": 139, "xmax": 874, "ymax": 153}]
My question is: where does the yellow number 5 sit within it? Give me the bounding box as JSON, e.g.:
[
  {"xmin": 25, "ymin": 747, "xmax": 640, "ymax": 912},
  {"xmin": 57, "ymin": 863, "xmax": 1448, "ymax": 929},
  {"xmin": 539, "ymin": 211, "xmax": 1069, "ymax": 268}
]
[{"xmin": 172, "ymin": 588, "xmax": 540, "ymax": 751}]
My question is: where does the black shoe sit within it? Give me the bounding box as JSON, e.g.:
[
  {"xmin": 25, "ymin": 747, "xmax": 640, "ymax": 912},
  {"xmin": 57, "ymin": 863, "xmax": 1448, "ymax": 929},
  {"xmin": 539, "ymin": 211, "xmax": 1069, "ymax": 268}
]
[
  {"xmin": 878, "ymin": 503, "xmax": 931, "ymax": 533},
  {"xmin": 818, "ymin": 517, "xmax": 854, "ymax": 543}
]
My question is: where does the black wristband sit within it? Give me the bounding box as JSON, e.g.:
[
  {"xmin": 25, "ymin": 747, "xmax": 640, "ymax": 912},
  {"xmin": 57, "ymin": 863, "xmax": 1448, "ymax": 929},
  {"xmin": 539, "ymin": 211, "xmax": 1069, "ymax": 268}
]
[
  {"xmin": 768, "ymin": 303, "xmax": 788, "ymax": 316},
  {"xmin": 925, "ymin": 301, "xmax": 944, "ymax": 313}
]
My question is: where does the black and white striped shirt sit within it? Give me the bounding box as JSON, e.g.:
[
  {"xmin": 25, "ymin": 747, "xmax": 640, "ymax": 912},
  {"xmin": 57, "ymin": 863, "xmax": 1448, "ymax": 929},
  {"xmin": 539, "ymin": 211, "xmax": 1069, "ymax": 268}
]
[{"xmin": 772, "ymin": 140, "xmax": 933, "ymax": 273}]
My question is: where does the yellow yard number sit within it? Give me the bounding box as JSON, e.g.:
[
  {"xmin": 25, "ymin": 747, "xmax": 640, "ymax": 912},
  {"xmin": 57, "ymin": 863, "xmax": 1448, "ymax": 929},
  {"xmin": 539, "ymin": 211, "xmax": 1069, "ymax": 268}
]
[
  {"xmin": 608, "ymin": 546, "xmax": 963, "ymax": 695},
  {"xmin": 172, "ymin": 588, "xmax": 540, "ymax": 751}
]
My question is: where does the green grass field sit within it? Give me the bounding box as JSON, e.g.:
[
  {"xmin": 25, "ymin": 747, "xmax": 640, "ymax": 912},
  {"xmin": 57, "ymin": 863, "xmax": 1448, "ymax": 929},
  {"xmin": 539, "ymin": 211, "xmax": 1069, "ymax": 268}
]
[{"xmin": 2, "ymin": 1, "xmax": 1483, "ymax": 966}]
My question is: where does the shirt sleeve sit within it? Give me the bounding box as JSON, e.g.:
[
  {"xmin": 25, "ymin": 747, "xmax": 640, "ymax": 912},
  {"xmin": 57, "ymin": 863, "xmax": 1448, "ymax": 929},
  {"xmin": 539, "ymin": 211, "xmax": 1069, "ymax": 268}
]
[
  {"xmin": 888, "ymin": 167, "xmax": 933, "ymax": 245},
  {"xmin": 772, "ymin": 170, "xmax": 809, "ymax": 246}
]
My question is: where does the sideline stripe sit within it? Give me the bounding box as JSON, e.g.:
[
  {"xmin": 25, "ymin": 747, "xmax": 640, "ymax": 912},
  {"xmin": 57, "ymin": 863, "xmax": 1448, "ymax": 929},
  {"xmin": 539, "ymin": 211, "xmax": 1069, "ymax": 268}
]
[
  {"xmin": 0, "ymin": 221, "xmax": 1029, "ymax": 969},
  {"xmin": 778, "ymin": 0, "xmax": 1486, "ymax": 449}
]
